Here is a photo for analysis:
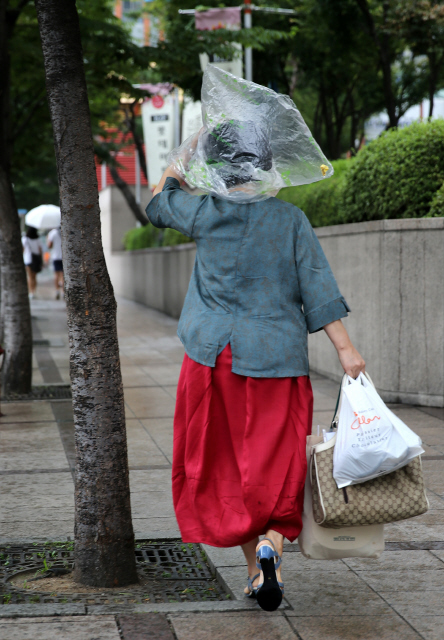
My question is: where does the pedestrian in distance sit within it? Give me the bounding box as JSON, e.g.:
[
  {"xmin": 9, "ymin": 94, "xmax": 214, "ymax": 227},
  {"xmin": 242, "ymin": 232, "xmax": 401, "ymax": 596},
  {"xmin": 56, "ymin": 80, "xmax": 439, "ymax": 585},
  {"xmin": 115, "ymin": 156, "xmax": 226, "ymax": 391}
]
[
  {"xmin": 22, "ymin": 226, "xmax": 43, "ymax": 299},
  {"xmin": 47, "ymin": 227, "xmax": 63, "ymax": 299},
  {"xmin": 145, "ymin": 122, "xmax": 365, "ymax": 613}
]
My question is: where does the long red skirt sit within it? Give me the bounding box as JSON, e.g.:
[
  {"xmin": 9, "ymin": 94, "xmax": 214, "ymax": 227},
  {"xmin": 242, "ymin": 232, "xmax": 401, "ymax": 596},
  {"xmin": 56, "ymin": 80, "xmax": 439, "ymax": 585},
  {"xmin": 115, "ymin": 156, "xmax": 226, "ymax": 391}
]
[{"xmin": 172, "ymin": 344, "xmax": 313, "ymax": 547}]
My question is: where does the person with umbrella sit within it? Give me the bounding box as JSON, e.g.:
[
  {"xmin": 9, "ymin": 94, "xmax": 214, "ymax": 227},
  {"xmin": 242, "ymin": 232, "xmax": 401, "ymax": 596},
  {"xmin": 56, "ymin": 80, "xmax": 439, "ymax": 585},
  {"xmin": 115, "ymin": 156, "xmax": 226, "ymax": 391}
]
[
  {"xmin": 25, "ymin": 205, "xmax": 62, "ymax": 299},
  {"xmin": 47, "ymin": 226, "xmax": 63, "ymax": 299},
  {"xmin": 22, "ymin": 226, "xmax": 43, "ymax": 299}
]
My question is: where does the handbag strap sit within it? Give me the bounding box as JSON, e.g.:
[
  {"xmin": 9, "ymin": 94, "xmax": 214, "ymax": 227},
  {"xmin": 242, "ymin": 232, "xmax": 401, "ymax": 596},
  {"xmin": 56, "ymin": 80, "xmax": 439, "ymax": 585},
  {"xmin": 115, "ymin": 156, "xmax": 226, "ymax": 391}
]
[{"xmin": 330, "ymin": 375, "xmax": 346, "ymax": 431}]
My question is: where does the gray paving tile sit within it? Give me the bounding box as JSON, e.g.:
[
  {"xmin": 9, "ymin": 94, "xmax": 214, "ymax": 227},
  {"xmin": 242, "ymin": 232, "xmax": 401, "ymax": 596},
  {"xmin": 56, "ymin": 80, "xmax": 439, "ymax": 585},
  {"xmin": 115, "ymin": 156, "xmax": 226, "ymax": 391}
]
[
  {"xmin": 430, "ymin": 550, "xmax": 444, "ymax": 563},
  {"xmin": 169, "ymin": 612, "xmax": 297, "ymax": 640},
  {"xmin": 140, "ymin": 364, "xmax": 182, "ymax": 386},
  {"xmin": 382, "ymin": 591, "xmax": 444, "ymax": 617},
  {"xmin": 0, "ymin": 615, "xmax": 119, "ymax": 640},
  {"xmin": 407, "ymin": 617, "xmax": 444, "ymax": 640},
  {"xmin": 343, "ymin": 550, "xmax": 444, "ymax": 571},
  {"xmin": 312, "ymin": 392, "xmax": 336, "ymax": 411},
  {"xmin": 133, "ymin": 518, "xmax": 180, "ymax": 535},
  {"xmin": 425, "ymin": 491, "xmax": 444, "ymax": 510},
  {"xmin": 126, "ymin": 419, "xmax": 171, "ymax": 467},
  {"xmin": 0, "ymin": 606, "xmax": 85, "ymax": 618},
  {"xmin": 124, "ymin": 387, "xmax": 176, "ymax": 419},
  {"xmin": 0, "ymin": 422, "xmax": 67, "ymax": 471},
  {"xmin": 121, "ymin": 365, "xmax": 159, "ymax": 388},
  {"xmin": 119, "ymin": 613, "xmax": 175, "ymax": 639},
  {"xmin": 383, "ymin": 521, "xmax": 444, "ymax": 542},
  {"xmin": 282, "ymin": 553, "xmax": 350, "ymax": 573},
  {"xmin": 163, "ymin": 385, "xmax": 177, "ymax": 401},
  {"xmin": 284, "ymin": 585, "xmax": 391, "ymax": 617},
  {"xmin": 390, "ymin": 408, "xmax": 444, "ymax": 432},
  {"xmin": 359, "ymin": 569, "xmax": 444, "ymax": 592},
  {"xmin": 202, "ymin": 544, "xmax": 247, "ymax": 570},
  {"xmin": 0, "ymin": 402, "xmax": 55, "ymax": 424},
  {"xmin": 289, "ymin": 615, "xmax": 422, "ymax": 640},
  {"xmin": 423, "ymin": 461, "xmax": 444, "ymax": 495},
  {"xmin": 416, "ymin": 406, "xmax": 444, "ymax": 421},
  {"xmin": 139, "ymin": 418, "xmax": 174, "ymax": 462}
]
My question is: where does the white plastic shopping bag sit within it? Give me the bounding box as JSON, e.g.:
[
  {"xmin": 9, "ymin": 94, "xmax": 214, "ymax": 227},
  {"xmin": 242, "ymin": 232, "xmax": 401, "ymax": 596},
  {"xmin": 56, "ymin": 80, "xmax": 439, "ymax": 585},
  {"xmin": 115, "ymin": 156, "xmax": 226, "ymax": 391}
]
[
  {"xmin": 333, "ymin": 373, "xmax": 424, "ymax": 489},
  {"xmin": 298, "ymin": 435, "xmax": 384, "ymax": 560}
]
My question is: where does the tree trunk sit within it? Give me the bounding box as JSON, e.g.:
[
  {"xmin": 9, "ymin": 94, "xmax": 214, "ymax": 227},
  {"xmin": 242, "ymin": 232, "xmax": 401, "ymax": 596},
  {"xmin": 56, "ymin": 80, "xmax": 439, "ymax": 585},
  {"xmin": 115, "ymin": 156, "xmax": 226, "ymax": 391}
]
[
  {"xmin": 125, "ymin": 102, "xmax": 148, "ymax": 183},
  {"xmin": 109, "ymin": 165, "xmax": 148, "ymax": 226},
  {"xmin": 428, "ymin": 52, "xmax": 438, "ymax": 118},
  {"xmin": 0, "ymin": 0, "xmax": 33, "ymax": 395},
  {"xmin": 34, "ymin": 0, "xmax": 137, "ymax": 587},
  {"xmin": 354, "ymin": 0, "xmax": 398, "ymax": 128},
  {"xmin": 0, "ymin": 168, "xmax": 33, "ymax": 395}
]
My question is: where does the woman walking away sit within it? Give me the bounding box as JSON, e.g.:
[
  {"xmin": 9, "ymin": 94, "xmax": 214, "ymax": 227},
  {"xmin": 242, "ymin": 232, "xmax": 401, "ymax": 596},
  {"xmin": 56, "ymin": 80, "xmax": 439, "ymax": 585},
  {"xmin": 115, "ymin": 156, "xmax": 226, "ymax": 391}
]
[
  {"xmin": 47, "ymin": 227, "xmax": 63, "ymax": 299},
  {"xmin": 145, "ymin": 114, "xmax": 365, "ymax": 612},
  {"xmin": 22, "ymin": 226, "xmax": 43, "ymax": 299}
]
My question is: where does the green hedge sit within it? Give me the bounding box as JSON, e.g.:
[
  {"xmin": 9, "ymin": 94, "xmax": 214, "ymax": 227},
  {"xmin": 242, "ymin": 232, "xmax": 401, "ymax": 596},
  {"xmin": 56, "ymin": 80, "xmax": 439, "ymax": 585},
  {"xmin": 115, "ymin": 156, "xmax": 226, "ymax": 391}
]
[
  {"xmin": 278, "ymin": 121, "xmax": 444, "ymax": 227},
  {"xmin": 340, "ymin": 120, "xmax": 444, "ymax": 223},
  {"xmin": 277, "ymin": 159, "xmax": 351, "ymax": 228},
  {"xmin": 429, "ymin": 182, "xmax": 444, "ymax": 217},
  {"xmin": 124, "ymin": 224, "xmax": 191, "ymax": 251}
]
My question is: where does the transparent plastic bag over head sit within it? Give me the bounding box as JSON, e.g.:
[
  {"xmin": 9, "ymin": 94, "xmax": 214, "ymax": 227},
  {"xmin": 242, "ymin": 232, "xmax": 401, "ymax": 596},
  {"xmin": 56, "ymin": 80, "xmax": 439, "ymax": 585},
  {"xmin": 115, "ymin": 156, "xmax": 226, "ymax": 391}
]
[{"xmin": 167, "ymin": 64, "xmax": 334, "ymax": 203}]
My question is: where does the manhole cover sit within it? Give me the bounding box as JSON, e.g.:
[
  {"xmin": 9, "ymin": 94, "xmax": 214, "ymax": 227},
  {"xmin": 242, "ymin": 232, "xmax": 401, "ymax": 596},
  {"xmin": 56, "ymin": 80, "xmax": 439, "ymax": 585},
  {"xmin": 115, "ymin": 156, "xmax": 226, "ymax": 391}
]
[
  {"xmin": 3, "ymin": 385, "xmax": 72, "ymax": 402},
  {"xmin": 0, "ymin": 540, "xmax": 229, "ymax": 605}
]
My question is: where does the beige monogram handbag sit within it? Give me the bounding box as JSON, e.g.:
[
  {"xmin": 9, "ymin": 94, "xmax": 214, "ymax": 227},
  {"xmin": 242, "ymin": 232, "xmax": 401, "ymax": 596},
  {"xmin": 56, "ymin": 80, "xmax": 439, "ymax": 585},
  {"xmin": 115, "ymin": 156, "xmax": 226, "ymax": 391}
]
[{"xmin": 311, "ymin": 375, "xmax": 429, "ymax": 529}]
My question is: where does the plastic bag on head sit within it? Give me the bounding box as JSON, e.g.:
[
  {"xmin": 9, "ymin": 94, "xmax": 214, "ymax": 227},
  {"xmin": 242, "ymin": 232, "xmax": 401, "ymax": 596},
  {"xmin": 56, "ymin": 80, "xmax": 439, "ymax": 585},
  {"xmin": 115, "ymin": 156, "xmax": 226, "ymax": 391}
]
[{"xmin": 167, "ymin": 64, "xmax": 334, "ymax": 203}]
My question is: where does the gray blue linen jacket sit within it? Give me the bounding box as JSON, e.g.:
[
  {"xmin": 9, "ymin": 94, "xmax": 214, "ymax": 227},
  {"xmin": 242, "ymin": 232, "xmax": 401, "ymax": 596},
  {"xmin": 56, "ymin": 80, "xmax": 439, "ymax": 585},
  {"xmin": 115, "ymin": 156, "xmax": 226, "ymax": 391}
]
[{"xmin": 145, "ymin": 177, "xmax": 350, "ymax": 377}]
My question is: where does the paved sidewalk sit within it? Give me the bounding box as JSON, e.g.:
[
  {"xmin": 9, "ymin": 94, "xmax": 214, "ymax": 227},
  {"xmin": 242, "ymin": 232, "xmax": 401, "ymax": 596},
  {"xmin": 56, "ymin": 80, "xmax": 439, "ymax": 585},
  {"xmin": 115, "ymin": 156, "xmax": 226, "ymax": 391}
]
[{"xmin": 1, "ymin": 275, "xmax": 444, "ymax": 639}]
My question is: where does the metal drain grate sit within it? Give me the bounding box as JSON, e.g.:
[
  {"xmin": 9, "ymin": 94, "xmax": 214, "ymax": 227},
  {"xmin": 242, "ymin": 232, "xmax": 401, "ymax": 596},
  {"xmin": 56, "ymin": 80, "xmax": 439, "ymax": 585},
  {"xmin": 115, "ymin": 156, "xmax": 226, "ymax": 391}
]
[
  {"xmin": 3, "ymin": 385, "xmax": 72, "ymax": 402},
  {"xmin": 0, "ymin": 540, "xmax": 229, "ymax": 605}
]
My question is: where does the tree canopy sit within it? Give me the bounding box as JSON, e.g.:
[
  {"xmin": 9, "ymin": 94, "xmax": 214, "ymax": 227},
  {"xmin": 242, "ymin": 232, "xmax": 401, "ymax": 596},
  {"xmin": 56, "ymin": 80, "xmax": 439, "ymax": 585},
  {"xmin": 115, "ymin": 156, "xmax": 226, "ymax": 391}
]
[{"xmin": 8, "ymin": 0, "xmax": 444, "ymax": 209}]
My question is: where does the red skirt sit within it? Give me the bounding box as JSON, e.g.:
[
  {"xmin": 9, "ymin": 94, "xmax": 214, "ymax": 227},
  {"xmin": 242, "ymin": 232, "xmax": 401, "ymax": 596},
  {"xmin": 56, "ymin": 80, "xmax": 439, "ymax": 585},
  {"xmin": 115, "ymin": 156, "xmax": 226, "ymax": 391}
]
[{"xmin": 172, "ymin": 344, "xmax": 313, "ymax": 547}]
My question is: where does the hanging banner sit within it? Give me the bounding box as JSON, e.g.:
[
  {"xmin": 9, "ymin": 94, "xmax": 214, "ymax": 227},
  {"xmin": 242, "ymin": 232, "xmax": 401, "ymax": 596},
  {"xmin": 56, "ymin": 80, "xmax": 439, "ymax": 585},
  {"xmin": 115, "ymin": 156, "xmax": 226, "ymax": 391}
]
[
  {"xmin": 195, "ymin": 7, "xmax": 243, "ymax": 78},
  {"xmin": 195, "ymin": 7, "xmax": 241, "ymax": 30},
  {"xmin": 141, "ymin": 94, "xmax": 175, "ymax": 190},
  {"xmin": 182, "ymin": 99, "xmax": 203, "ymax": 142}
]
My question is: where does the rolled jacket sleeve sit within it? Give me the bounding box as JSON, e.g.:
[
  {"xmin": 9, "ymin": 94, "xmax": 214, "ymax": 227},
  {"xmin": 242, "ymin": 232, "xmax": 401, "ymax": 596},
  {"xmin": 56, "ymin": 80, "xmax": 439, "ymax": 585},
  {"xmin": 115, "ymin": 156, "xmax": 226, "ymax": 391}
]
[
  {"xmin": 145, "ymin": 177, "xmax": 203, "ymax": 238},
  {"xmin": 295, "ymin": 211, "xmax": 350, "ymax": 333}
]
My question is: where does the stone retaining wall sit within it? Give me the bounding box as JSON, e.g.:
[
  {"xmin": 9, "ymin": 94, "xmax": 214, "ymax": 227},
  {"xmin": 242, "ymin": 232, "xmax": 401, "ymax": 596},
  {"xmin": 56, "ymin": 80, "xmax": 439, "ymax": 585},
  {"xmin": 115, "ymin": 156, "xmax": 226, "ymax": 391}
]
[{"xmin": 308, "ymin": 218, "xmax": 444, "ymax": 407}]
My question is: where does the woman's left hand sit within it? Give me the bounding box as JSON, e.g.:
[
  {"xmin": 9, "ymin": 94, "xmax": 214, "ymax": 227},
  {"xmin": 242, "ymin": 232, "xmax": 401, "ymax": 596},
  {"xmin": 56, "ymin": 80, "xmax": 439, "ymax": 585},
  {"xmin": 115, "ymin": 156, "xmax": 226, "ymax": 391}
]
[
  {"xmin": 338, "ymin": 345, "xmax": 365, "ymax": 379},
  {"xmin": 323, "ymin": 320, "xmax": 365, "ymax": 379}
]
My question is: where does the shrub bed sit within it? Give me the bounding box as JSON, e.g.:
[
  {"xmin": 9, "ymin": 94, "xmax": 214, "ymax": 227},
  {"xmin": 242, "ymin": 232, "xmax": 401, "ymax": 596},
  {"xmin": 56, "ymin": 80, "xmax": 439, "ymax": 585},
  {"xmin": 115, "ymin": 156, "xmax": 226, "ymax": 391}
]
[
  {"xmin": 278, "ymin": 120, "xmax": 444, "ymax": 226},
  {"xmin": 124, "ymin": 224, "xmax": 191, "ymax": 251},
  {"xmin": 277, "ymin": 159, "xmax": 350, "ymax": 228},
  {"xmin": 340, "ymin": 120, "xmax": 444, "ymax": 223}
]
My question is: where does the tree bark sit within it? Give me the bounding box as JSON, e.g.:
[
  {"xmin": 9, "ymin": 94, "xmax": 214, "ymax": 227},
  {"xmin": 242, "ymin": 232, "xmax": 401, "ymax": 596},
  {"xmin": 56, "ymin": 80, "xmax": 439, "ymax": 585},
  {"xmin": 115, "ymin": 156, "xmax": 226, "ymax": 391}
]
[
  {"xmin": 354, "ymin": 0, "xmax": 398, "ymax": 127},
  {"xmin": 125, "ymin": 102, "xmax": 148, "ymax": 183},
  {"xmin": 0, "ymin": 0, "xmax": 33, "ymax": 395},
  {"xmin": 34, "ymin": 0, "xmax": 137, "ymax": 587},
  {"xmin": 428, "ymin": 52, "xmax": 438, "ymax": 118},
  {"xmin": 0, "ymin": 168, "xmax": 33, "ymax": 395},
  {"xmin": 109, "ymin": 165, "xmax": 148, "ymax": 226}
]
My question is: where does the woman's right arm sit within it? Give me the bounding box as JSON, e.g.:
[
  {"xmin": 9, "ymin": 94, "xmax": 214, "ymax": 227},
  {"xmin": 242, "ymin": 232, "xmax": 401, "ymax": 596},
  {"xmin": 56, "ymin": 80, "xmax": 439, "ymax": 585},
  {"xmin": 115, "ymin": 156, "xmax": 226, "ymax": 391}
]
[{"xmin": 153, "ymin": 166, "xmax": 183, "ymax": 197}]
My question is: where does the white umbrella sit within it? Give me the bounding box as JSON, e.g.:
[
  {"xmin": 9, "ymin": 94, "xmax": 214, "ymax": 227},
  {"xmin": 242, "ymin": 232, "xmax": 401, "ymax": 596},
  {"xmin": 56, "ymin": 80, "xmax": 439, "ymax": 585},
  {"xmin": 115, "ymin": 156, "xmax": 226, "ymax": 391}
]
[{"xmin": 25, "ymin": 204, "xmax": 61, "ymax": 230}]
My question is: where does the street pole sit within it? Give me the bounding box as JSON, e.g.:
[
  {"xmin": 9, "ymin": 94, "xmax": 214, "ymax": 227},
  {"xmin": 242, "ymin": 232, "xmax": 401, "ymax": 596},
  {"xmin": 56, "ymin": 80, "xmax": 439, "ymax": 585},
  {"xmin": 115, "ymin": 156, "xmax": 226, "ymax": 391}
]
[{"xmin": 244, "ymin": 0, "xmax": 252, "ymax": 82}]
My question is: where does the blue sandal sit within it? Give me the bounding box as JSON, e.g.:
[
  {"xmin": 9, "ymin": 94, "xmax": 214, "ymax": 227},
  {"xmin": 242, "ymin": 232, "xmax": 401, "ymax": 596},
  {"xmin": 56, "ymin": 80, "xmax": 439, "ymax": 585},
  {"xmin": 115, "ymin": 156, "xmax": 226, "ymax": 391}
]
[
  {"xmin": 245, "ymin": 572, "xmax": 261, "ymax": 598},
  {"xmin": 255, "ymin": 537, "xmax": 284, "ymax": 611}
]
